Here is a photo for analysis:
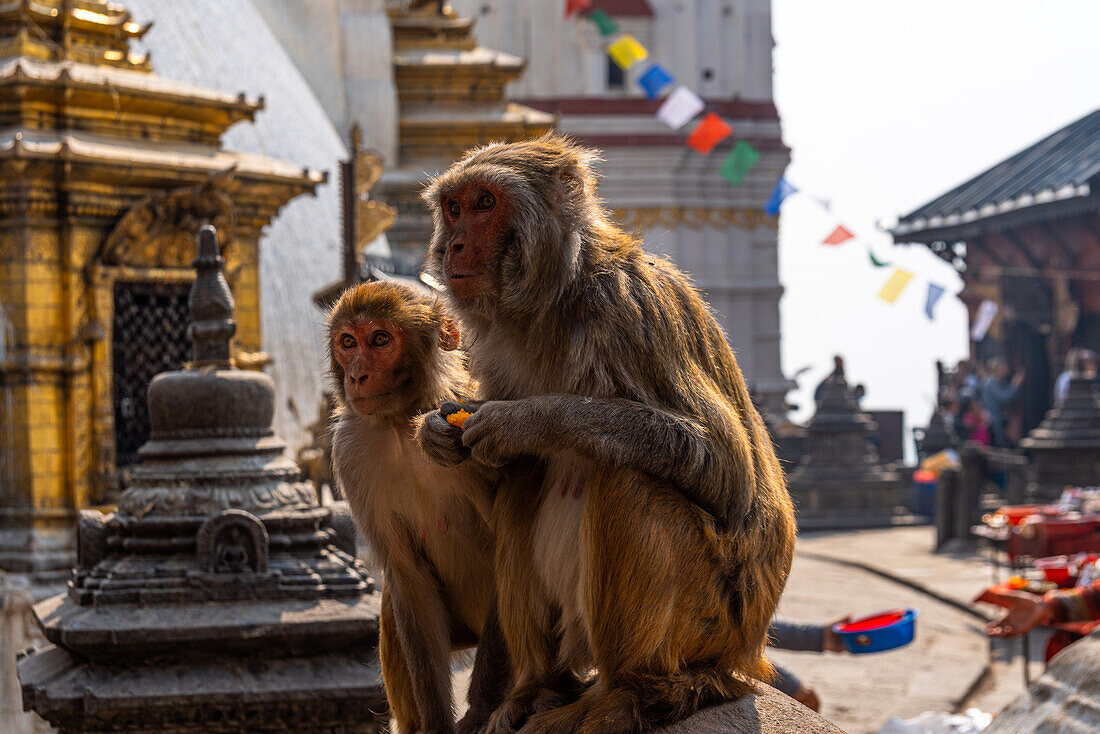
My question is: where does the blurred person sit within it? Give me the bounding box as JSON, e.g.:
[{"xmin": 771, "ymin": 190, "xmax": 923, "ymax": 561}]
[
  {"xmin": 768, "ymin": 615, "xmax": 852, "ymax": 712},
  {"xmin": 980, "ymin": 579, "xmax": 1100, "ymax": 638},
  {"xmin": 814, "ymin": 355, "xmax": 846, "ymax": 404},
  {"xmin": 956, "ymin": 359, "xmax": 980, "ymax": 403},
  {"xmin": 958, "ymin": 398, "xmax": 991, "ymax": 446},
  {"xmin": 980, "ymin": 357, "xmax": 1024, "ymax": 447},
  {"xmin": 853, "ymin": 383, "xmax": 866, "ymax": 407},
  {"xmin": 1054, "ymin": 348, "xmax": 1097, "ymax": 405}
]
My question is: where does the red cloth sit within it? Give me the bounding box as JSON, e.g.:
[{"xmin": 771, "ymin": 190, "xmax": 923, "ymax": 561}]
[{"xmin": 685, "ymin": 113, "xmax": 733, "ymax": 154}]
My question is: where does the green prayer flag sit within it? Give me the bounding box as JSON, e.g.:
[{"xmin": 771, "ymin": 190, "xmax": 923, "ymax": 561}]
[
  {"xmin": 868, "ymin": 248, "xmax": 890, "ymax": 268},
  {"xmin": 720, "ymin": 140, "xmax": 760, "ymax": 186},
  {"xmin": 587, "ymin": 9, "xmax": 618, "ymax": 36}
]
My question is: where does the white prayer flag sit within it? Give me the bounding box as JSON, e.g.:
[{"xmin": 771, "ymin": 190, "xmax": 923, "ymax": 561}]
[
  {"xmin": 970, "ymin": 299, "xmax": 998, "ymax": 341},
  {"xmin": 656, "ymin": 86, "xmax": 705, "ymax": 130}
]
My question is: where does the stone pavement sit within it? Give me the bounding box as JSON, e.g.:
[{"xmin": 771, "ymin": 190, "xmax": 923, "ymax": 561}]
[{"xmin": 777, "ymin": 526, "xmax": 1037, "ymax": 733}]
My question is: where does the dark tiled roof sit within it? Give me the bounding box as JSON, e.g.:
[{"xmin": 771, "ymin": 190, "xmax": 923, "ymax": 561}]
[{"xmin": 892, "ymin": 109, "xmax": 1100, "ymax": 239}]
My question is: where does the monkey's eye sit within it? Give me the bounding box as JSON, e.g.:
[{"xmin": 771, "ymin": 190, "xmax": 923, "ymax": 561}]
[
  {"xmin": 447, "ymin": 201, "xmax": 460, "ymax": 218},
  {"xmin": 340, "ymin": 334, "xmax": 356, "ymax": 349},
  {"xmin": 474, "ymin": 192, "xmax": 495, "ymax": 211},
  {"xmin": 370, "ymin": 331, "xmax": 392, "ymax": 347}
]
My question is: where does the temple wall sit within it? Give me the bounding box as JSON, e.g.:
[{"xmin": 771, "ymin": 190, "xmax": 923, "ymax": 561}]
[{"xmin": 252, "ymin": 0, "xmax": 399, "ymax": 163}]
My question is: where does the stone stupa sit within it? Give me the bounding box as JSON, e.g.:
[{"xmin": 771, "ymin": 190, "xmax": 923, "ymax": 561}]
[
  {"xmin": 18, "ymin": 227, "xmax": 385, "ymax": 733},
  {"xmin": 1019, "ymin": 374, "xmax": 1100, "ymax": 502},
  {"xmin": 786, "ymin": 377, "xmax": 903, "ymax": 530}
]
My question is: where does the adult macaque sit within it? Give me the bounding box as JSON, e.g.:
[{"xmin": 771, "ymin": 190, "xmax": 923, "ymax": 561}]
[
  {"xmin": 418, "ymin": 135, "xmax": 797, "ymax": 733},
  {"xmin": 328, "ymin": 281, "xmax": 508, "ymax": 734}
]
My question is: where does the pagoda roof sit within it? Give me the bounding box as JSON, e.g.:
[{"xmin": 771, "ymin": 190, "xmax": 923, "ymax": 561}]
[
  {"xmin": 0, "ymin": 57, "xmax": 262, "ymax": 115},
  {"xmin": 0, "ymin": 128, "xmax": 323, "ymax": 187},
  {"xmin": 394, "ymin": 45, "xmax": 525, "ymax": 72},
  {"xmin": 892, "ymin": 109, "xmax": 1100, "ymax": 243}
]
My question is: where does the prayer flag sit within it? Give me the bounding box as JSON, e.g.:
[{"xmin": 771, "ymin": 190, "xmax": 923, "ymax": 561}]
[
  {"xmin": 685, "ymin": 113, "xmax": 732, "ymax": 154},
  {"xmin": 637, "ymin": 63, "xmax": 673, "ymax": 99},
  {"xmin": 971, "ymin": 300, "xmax": 998, "ymax": 341},
  {"xmin": 719, "ymin": 140, "xmax": 760, "ymax": 186},
  {"xmin": 868, "ymin": 248, "xmax": 890, "ymax": 267},
  {"xmin": 566, "ymin": 0, "xmax": 591, "ymax": 17},
  {"xmin": 877, "ymin": 269, "xmax": 913, "ymax": 303},
  {"xmin": 925, "ymin": 283, "xmax": 946, "ymax": 320},
  {"xmin": 607, "ymin": 34, "xmax": 648, "ymax": 70},
  {"xmin": 656, "ymin": 85, "xmax": 704, "ymax": 129},
  {"xmin": 764, "ymin": 176, "xmax": 797, "ymax": 216},
  {"xmin": 822, "ymin": 224, "xmax": 854, "ymax": 246},
  {"xmin": 587, "ymin": 9, "xmax": 618, "ymax": 36}
]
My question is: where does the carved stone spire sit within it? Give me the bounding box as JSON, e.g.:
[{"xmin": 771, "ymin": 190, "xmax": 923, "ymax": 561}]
[{"xmin": 188, "ymin": 225, "xmax": 237, "ymax": 367}]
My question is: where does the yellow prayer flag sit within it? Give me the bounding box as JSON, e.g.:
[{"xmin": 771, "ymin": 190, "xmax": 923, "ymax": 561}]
[
  {"xmin": 878, "ymin": 269, "xmax": 914, "ymax": 303},
  {"xmin": 607, "ymin": 34, "xmax": 648, "ymax": 70}
]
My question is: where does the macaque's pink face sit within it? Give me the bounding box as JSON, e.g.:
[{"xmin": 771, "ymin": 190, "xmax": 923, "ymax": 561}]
[
  {"xmin": 438, "ymin": 181, "xmax": 511, "ymax": 301},
  {"xmin": 332, "ymin": 317, "xmax": 405, "ymax": 416}
]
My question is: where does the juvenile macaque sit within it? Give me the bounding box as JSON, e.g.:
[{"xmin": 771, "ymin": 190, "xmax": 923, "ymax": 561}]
[
  {"xmin": 418, "ymin": 135, "xmax": 797, "ymax": 733},
  {"xmin": 328, "ymin": 281, "xmax": 507, "ymax": 734}
]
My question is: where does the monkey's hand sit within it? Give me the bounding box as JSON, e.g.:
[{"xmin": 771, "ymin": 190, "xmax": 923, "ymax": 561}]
[
  {"xmin": 416, "ymin": 410, "xmax": 470, "ymax": 467},
  {"xmin": 460, "ymin": 400, "xmax": 547, "ymax": 468}
]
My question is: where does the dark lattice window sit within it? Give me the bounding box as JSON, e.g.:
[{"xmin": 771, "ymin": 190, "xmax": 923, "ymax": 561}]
[{"xmin": 112, "ymin": 281, "xmax": 191, "ymax": 468}]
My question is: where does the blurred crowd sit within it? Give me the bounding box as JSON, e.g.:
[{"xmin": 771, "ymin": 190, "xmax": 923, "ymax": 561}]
[{"xmin": 935, "ymin": 348, "xmax": 1099, "ymax": 449}]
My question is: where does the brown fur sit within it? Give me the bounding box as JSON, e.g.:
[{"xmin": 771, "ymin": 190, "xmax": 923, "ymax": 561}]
[
  {"xmin": 328, "ymin": 281, "xmax": 509, "ymax": 734},
  {"xmin": 417, "ymin": 135, "xmax": 797, "ymax": 733}
]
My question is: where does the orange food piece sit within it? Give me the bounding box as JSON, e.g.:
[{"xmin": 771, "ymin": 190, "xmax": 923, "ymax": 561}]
[{"xmin": 446, "ymin": 409, "xmax": 472, "ymax": 428}]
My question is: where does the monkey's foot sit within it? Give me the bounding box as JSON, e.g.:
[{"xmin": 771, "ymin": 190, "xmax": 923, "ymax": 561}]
[
  {"xmin": 515, "ymin": 696, "xmax": 592, "ymax": 734},
  {"xmin": 485, "ymin": 694, "xmax": 532, "ymax": 734},
  {"xmin": 485, "ymin": 676, "xmax": 579, "ymax": 734},
  {"xmin": 456, "ymin": 709, "xmax": 490, "ymax": 734}
]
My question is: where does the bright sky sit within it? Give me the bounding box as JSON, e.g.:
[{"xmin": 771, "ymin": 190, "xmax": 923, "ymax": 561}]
[{"xmin": 771, "ymin": 0, "xmax": 1100, "ymax": 448}]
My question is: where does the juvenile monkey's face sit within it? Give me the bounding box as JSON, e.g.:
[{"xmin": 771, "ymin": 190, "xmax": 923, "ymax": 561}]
[
  {"xmin": 332, "ymin": 317, "xmax": 406, "ymax": 417},
  {"xmin": 438, "ymin": 181, "xmax": 511, "ymax": 302}
]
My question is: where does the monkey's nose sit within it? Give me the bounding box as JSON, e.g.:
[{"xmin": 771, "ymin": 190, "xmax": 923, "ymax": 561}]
[
  {"xmin": 451, "ymin": 242, "xmax": 464, "ymax": 253},
  {"xmin": 355, "ymin": 374, "xmax": 370, "ymax": 385}
]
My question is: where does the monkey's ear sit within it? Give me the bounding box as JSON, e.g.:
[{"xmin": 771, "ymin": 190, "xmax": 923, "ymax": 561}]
[{"xmin": 439, "ymin": 319, "xmax": 461, "ymax": 352}]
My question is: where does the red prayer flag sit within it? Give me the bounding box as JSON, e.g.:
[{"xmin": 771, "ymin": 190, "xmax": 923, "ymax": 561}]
[
  {"xmin": 822, "ymin": 224, "xmax": 855, "ymax": 245},
  {"xmin": 685, "ymin": 113, "xmax": 733, "ymax": 155},
  {"xmin": 566, "ymin": 0, "xmax": 591, "ymax": 16}
]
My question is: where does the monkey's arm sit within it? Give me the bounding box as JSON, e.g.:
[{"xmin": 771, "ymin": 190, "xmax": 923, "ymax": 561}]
[
  {"xmin": 461, "ymin": 396, "xmax": 709, "ymax": 492},
  {"xmin": 386, "ymin": 552, "xmax": 457, "ymax": 732}
]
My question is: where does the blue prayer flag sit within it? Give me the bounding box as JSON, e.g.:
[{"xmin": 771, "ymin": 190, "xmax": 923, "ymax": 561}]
[
  {"xmin": 925, "ymin": 283, "xmax": 946, "ymax": 320},
  {"xmin": 764, "ymin": 176, "xmax": 797, "ymax": 216},
  {"xmin": 637, "ymin": 64, "xmax": 674, "ymax": 100}
]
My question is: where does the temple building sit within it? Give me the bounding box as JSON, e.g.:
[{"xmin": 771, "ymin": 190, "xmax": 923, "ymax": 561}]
[
  {"xmin": 0, "ymin": 0, "xmax": 322, "ymax": 576},
  {"xmin": 0, "ymin": 1, "xmax": 336, "ymax": 728},
  {"xmin": 891, "ymin": 108, "xmax": 1100, "ymax": 438},
  {"xmin": 448, "ymin": 0, "xmax": 792, "ymax": 417}
]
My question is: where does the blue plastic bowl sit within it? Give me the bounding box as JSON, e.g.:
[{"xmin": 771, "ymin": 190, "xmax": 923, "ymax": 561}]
[{"xmin": 832, "ymin": 608, "xmax": 918, "ymax": 654}]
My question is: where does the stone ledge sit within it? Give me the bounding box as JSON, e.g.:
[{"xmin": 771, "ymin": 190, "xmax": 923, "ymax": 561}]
[{"xmin": 659, "ymin": 683, "xmax": 847, "ymax": 733}]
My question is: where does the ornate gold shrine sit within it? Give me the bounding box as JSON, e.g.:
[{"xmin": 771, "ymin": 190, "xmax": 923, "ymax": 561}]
[{"xmin": 0, "ymin": 0, "xmax": 322, "ymax": 573}]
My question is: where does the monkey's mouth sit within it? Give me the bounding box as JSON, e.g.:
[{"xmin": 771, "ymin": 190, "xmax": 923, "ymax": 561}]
[
  {"xmin": 448, "ymin": 272, "xmax": 484, "ymax": 280},
  {"xmin": 350, "ymin": 393, "xmax": 395, "ymax": 413}
]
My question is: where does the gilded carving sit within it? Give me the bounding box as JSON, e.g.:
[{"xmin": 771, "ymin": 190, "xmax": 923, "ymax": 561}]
[
  {"xmin": 99, "ymin": 178, "xmax": 238, "ymax": 271},
  {"xmin": 611, "ymin": 206, "xmax": 780, "ymax": 233}
]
